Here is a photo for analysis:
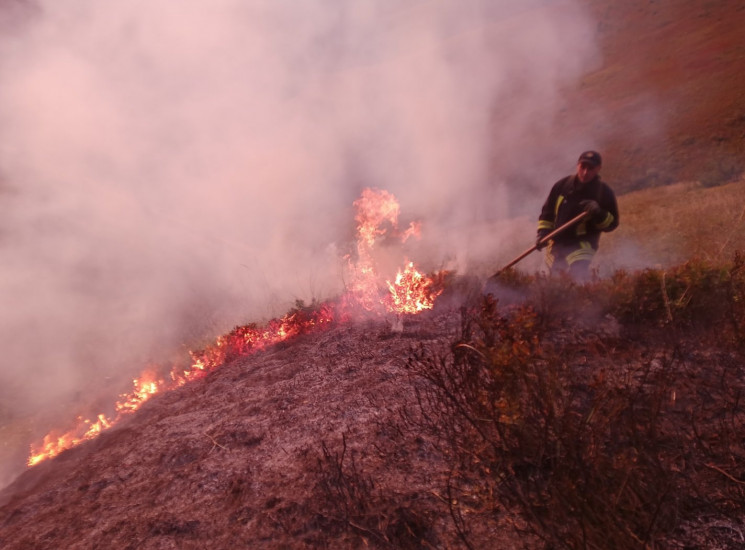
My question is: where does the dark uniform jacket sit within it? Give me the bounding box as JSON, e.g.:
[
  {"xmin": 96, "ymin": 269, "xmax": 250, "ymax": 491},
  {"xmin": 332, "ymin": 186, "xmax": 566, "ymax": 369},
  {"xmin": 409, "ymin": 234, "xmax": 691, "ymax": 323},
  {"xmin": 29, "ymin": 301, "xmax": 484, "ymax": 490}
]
[{"xmin": 537, "ymin": 175, "xmax": 619, "ymax": 264}]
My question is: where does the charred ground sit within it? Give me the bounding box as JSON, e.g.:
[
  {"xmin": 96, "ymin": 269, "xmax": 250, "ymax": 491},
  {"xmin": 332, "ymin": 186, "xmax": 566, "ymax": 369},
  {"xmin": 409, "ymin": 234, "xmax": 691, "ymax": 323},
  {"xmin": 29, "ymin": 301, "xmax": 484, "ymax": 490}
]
[{"xmin": 0, "ymin": 304, "xmax": 498, "ymax": 549}]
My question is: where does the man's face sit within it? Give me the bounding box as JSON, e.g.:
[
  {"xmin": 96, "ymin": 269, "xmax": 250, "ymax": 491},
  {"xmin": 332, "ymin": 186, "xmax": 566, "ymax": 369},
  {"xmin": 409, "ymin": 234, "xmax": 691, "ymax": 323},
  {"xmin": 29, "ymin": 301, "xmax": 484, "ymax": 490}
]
[{"xmin": 576, "ymin": 162, "xmax": 600, "ymax": 184}]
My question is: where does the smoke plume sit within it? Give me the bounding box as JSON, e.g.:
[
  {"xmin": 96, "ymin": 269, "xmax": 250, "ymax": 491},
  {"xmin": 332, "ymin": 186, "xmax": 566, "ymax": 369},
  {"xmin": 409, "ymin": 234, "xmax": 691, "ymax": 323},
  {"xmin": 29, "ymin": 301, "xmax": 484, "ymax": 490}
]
[{"xmin": 0, "ymin": 0, "xmax": 602, "ymax": 482}]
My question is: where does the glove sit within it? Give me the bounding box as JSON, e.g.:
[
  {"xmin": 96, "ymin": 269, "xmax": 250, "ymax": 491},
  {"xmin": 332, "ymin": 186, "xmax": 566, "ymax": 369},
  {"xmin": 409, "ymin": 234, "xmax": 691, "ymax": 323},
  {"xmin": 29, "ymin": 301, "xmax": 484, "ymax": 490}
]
[
  {"xmin": 536, "ymin": 229, "xmax": 550, "ymax": 250},
  {"xmin": 579, "ymin": 199, "xmax": 605, "ymax": 223}
]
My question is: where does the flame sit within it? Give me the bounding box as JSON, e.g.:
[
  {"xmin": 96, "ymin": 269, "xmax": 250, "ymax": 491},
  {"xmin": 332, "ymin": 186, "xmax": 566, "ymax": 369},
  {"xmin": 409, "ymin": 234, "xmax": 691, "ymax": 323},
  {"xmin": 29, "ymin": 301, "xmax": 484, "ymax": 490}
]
[
  {"xmin": 115, "ymin": 371, "xmax": 163, "ymax": 413},
  {"xmin": 385, "ymin": 261, "xmax": 443, "ymax": 314},
  {"xmin": 343, "ymin": 188, "xmax": 399, "ymax": 311},
  {"xmin": 343, "ymin": 188, "xmax": 442, "ymax": 314},
  {"xmin": 171, "ymin": 305, "xmax": 336, "ymax": 385},
  {"xmin": 354, "ymin": 188, "xmax": 400, "ymax": 249},
  {"xmin": 400, "ymin": 221, "xmax": 421, "ymax": 242},
  {"xmin": 27, "ymin": 305, "xmax": 336, "ymax": 466},
  {"xmin": 27, "ymin": 189, "xmax": 445, "ymax": 466}
]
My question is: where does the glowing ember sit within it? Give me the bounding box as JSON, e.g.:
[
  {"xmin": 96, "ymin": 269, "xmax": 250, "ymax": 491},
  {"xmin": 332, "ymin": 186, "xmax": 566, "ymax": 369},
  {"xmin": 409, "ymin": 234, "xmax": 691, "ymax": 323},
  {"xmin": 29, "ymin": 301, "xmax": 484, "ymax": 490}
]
[{"xmin": 27, "ymin": 189, "xmax": 445, "ymax": 467}]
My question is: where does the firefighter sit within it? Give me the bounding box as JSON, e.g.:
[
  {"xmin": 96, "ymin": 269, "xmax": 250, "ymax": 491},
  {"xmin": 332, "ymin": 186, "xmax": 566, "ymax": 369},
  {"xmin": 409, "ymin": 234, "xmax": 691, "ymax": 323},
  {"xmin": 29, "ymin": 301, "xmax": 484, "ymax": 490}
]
[{"xmin": 536, "ymin": 151, "xmax": 619, "ymax": 280}]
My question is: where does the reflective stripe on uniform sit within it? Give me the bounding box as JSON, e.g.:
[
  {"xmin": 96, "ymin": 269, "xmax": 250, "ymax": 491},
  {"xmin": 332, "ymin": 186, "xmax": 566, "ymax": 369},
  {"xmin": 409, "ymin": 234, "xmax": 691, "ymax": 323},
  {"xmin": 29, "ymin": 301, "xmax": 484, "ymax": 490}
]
[
  {"xmin": 545, "ymin": 242, "xmax": 555, "ymax": 268},
  {"xmin": 596, "ymin": 211, "xmax": 614, "ymax": 230},
  {"xmin": 566, "ymin": 241, "xmax": 595, "ymax": 265},
  {"xmin": 554, "ymin": 195, "xmax": 565, "ymax": 218},
  {"xmin": 538, "ymin": 219, "xmax": 554, "ymax": 230}
]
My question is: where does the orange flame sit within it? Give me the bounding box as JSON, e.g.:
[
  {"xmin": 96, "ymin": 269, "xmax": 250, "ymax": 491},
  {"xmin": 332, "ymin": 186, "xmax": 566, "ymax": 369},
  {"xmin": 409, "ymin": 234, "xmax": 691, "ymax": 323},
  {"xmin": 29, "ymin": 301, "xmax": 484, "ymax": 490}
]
[
  {"xmin": 27, "ymin": 189, "xmax": 445, "ymax": 467},
  {"xmin": 344, "ymin": 188, "xmax": 443, "ymax": 315},
  {"xmin": 115, "ymin": 371, "xmax": 164, "ymax": 413},
  {"xmin": 345, "ymin": 189, "xmax": 441, "ymax": 314},
  {"xmin": 343, "ymin": 188, "xmax": 399, "ymax": 311},
  {"xmin": 27, "ymin": 306, "xmax": 336, "ymax": 466},
  {"xmin": 385, "ymin": 261, "xmax": 443, "ymax": 314}
]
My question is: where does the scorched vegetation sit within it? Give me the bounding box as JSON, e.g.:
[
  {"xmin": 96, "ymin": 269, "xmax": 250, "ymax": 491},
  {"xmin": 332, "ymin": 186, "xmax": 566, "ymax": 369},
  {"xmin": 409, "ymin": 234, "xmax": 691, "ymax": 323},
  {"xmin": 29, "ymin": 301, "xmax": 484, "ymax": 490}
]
[{"xmin": 308, "ymin": 259, "xmax": 745, "ymax": 549}]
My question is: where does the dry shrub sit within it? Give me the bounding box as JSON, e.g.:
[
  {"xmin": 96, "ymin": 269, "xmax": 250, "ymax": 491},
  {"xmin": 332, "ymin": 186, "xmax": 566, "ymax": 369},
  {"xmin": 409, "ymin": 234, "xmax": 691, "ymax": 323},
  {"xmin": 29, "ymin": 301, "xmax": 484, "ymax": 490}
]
[
  {"xmin": 603, "ymin": 255, "xmax": 745, "ymax": 346},
  {"xmin": 404, "ymin": 286, "xmax": 745, "ymax": 549},
  {"xmin": 305, "ymin": 261, "xmax": 745, "ymax": 548},
  {"xmin": 309, "ymin": 433, "xmax": 437, "ymax": 549}
]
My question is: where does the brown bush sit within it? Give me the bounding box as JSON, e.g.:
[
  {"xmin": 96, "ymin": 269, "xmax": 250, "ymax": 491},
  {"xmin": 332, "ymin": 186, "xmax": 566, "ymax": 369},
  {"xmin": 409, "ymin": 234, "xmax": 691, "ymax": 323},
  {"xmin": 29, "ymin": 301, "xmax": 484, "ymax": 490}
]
[{"xmin": 401, "ymin": 278, "xmax": 745, "ymax": 549}]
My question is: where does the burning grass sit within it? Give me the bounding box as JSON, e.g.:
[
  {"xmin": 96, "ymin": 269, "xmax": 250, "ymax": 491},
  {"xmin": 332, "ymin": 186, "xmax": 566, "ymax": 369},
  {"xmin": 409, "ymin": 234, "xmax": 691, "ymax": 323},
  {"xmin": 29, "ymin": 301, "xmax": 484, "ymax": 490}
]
[
  {"xmin": 11, "ymin": 186, "xmax": 745, "ymax": 547},
  {"xmin": 25, "ymin": 187, "xmax": 446, "ymax": 468},
  {"xmin": 25, "ymin": 301, "xmax": 338, "ymax": 467}
]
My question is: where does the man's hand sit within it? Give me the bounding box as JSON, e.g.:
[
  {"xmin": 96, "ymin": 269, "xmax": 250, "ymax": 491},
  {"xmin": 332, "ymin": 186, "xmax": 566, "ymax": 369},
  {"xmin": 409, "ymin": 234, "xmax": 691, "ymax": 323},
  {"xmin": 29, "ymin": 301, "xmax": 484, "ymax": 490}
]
[
  {"xmin": 536, "ymin": 230, "xmax": 550, "ymax": 250},
  {"xmin": 579, "ymin": 199, "xmax": 605, "ymax": 222}
]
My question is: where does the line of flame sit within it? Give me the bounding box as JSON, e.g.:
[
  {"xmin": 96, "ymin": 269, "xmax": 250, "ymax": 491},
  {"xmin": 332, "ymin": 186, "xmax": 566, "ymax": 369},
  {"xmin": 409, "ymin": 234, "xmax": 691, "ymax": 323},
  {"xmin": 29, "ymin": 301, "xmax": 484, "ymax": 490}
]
[
  {"xmin": 27, "ymin": 305, "xmax": 336, "ymax": 466},
  {"xmin": 26, "ymin": 188, "xmax": 444, "ymax": 466}
]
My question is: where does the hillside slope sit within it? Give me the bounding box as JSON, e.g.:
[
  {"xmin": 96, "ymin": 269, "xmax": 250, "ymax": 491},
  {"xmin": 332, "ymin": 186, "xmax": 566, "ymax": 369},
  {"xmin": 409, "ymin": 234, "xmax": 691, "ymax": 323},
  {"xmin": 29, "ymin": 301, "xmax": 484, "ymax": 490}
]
[
  {"xmin": 598, "ymin": 176, "xmax": 745, "ymax": 270},
  {"xmin": 573, "ymin": 0, "xmax": 745, "ymax": 191},
  {"xmin": 2, "ymin": 0, "xmax": 745, "ymax": 547},
  {"xmin": 2, "ymin": 268, "xmax": 745, "ymax": 548},
  {"xmin": 0, "ymin": 311, "xmax": 524, "ymax": 549}
]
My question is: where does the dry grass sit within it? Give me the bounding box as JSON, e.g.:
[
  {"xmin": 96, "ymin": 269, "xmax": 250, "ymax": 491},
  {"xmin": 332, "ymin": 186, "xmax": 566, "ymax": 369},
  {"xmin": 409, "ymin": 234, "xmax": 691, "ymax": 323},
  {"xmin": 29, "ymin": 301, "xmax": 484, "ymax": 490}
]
[{"xmin": 600, "ymin": 177, "xmax": 745, "ymax": 268}]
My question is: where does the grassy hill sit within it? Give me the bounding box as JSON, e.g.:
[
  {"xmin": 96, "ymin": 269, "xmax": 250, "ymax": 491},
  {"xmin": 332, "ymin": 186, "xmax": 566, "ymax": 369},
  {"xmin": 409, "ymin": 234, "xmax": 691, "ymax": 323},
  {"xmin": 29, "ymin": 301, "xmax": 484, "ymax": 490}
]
[
  {"xmin": 2, "ymin": 171, "xmax": 745, "ymax": 548},
  {"xmin": 1, "ymin": 0, "xmax": 745, "ymax": 548},
  {"xmin": 599, "ymin": 175, "xmax": 745, "ymax": 269}
]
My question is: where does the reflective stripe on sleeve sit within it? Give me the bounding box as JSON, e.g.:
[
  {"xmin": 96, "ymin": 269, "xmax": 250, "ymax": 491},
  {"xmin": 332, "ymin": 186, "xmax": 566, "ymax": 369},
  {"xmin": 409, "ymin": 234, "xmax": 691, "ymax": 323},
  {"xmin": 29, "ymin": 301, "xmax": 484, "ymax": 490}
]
[
  {"xmin": 538, "ymin": 220, "xmax": 554, "ymax": 230},
  {"xmin": 596, "ymin": 211, "xmax": 615, "ymax": 230}
]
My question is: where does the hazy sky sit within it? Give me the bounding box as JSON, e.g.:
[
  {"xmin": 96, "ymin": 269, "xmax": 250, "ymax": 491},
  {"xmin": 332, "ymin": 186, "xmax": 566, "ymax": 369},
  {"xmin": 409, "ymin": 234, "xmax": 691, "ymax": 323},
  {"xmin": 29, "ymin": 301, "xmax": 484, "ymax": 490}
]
[{"xmin": 0, "ymin": 0, "xmax": 603, "ymax": 442}]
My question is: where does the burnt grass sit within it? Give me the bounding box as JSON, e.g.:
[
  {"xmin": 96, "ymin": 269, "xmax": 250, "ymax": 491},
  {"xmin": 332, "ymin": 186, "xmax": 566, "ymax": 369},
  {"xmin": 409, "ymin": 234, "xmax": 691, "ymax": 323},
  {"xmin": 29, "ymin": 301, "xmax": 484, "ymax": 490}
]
[{"xmin": 2, "ymin": 257, "xmax": 745, "ymax": 549}]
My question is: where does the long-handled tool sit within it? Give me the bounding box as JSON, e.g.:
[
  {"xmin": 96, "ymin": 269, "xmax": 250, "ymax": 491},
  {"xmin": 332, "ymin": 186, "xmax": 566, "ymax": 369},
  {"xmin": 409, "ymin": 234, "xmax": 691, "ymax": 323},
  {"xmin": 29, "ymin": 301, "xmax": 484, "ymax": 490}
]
[{"xmin": 490, "ymin": 211, "xmax": 589, "ymax": 278}]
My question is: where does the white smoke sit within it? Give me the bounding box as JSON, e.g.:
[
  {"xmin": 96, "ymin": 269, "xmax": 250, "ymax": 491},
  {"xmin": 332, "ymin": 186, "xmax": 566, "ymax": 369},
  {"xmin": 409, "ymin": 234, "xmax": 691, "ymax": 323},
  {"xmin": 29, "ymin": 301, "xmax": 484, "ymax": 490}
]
[{"xmin": 0, "ymin": 0, "xmax": 603, "ymax": 483}]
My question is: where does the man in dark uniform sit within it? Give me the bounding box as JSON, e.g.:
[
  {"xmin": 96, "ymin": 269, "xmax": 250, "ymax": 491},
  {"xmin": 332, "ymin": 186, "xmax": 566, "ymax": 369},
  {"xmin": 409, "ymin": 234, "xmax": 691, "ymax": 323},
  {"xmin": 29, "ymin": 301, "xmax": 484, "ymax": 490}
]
[{"xmin": 536, "ymin": 151, "xmax": 619, "ymax": 280}]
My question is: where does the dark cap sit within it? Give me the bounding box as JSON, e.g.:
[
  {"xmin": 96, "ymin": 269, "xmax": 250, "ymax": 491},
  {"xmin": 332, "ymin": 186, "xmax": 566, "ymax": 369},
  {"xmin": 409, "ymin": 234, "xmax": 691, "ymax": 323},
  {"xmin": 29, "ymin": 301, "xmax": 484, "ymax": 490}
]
[{"xmin": 578, "ymin": 150, "xmax": 602, "ymax": 167}]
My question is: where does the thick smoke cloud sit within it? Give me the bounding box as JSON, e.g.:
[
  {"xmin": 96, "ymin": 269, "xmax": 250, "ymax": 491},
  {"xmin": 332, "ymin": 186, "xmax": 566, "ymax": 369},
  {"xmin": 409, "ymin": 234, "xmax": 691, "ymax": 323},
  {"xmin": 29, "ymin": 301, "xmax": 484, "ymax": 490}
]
[{"xmin": 0, "ymin": 0, "xmax": 601, "ymax": 476}]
